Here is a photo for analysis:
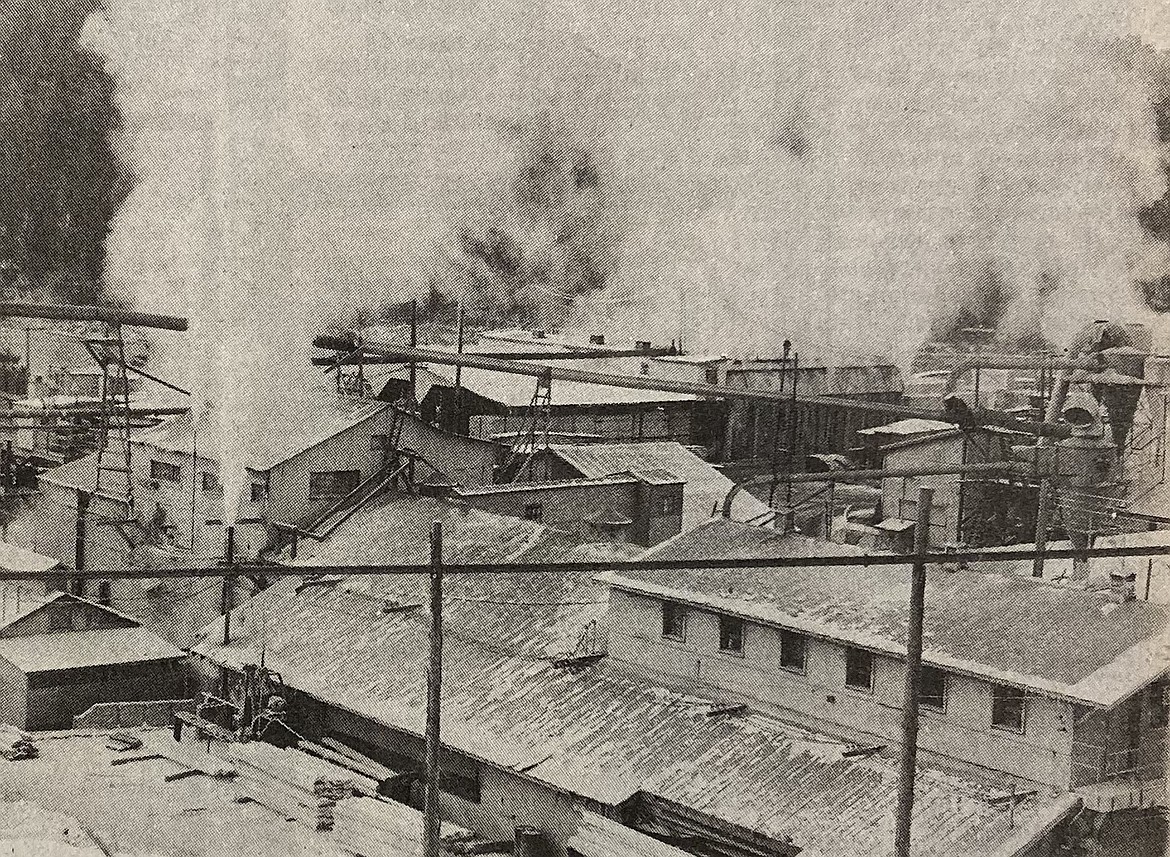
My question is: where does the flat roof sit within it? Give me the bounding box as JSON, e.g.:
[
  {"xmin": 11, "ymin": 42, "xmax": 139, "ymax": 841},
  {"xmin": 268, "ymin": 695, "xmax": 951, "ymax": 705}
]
[{"xmin": 605, "ymin": 518, "xmax": 1170, "ymax": 707}]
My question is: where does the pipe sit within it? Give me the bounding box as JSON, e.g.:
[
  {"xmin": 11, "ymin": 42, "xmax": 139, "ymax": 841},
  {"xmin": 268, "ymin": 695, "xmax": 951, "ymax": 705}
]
[
  {"xmin": 2, "ymin": 405, "xmax": 188, "ymax": 418},
  {"xmin": 0, "ymin": 302, "xmax": 188, "ymax": 331},
  {"xmin": 314, "ymin": 345, "xmax": 680, "ymax": 365},
  {"xmin": 944, "ymin": 355, "xmax": 1101, "ymax": 395},
  {"xmin": 721, "ymin": 461, "xmax": 1026, "ymax": 518},
  {"xmin": 314, "ymin": 336, "xmax": 1073, "ymax": 439}
]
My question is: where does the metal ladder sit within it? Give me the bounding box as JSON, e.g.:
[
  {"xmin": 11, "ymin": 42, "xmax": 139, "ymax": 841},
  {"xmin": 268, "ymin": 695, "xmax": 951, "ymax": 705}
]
[
  {"xmin": 87, "ymin": 324, "xmax": 135, "ymax": 514},
  {"xmin": 499, "ymin": 367, "xmax": 552, "ymax": 483}
]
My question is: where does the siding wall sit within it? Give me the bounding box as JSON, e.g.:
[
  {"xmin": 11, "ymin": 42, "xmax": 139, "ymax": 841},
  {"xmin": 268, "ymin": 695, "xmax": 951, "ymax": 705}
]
[
  {"xmin": 606, "ymin": 589, "xmax": 1079, "ymax": 787},
  {"xmin": 468, "ymin": 405, "xmax": 694, "ymax": 446},
  {"xmin": 0, "ymin": 655, "xmax": 27, "ymax": 728},
  {"xmin": 25, "ymin": 661, "xmax": 187, "ymax": 730}
]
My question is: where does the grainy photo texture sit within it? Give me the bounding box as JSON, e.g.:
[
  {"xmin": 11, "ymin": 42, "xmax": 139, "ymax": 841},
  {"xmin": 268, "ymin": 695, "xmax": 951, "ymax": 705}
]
[{"xmin": 0, "ymin": 1, "xmax": 1165, "ymax": 855}]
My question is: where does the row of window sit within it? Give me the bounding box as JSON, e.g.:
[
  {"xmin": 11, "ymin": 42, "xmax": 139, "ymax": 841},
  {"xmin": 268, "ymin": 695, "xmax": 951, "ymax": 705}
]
[{"xmin": 662, "ymin": 602, "xmax": 1027, "ymax": 732}]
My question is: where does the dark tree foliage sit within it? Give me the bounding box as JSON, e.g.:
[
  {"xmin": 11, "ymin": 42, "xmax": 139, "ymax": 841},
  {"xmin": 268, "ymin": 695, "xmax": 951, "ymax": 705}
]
[{"xmin": 0, "ymin": 0, "xmax": 132, "ymax": 305}]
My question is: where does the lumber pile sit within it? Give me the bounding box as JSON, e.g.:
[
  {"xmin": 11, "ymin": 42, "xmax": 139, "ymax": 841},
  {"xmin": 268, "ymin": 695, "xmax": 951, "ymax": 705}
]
[
  {"xmin": 333, "ymin": 796, "xmax": 476, "ymax": 856},
  {"xmin": 0, "ymin": 726, "xmax": 37, "ymax": 761},
  {"xmin": 226, "ymin": 741, "xmax": 379, "ymax": 830}
]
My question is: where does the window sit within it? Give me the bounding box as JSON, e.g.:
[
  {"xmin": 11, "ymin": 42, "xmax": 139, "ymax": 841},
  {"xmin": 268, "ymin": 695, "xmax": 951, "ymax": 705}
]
[
  {"xmin": 779, "ymin": 629, "xmax": 807, "ymax": 672},
  {"xmin": 371, "ymin": 434, "xmax": 390, "ymax": 451},
  {"xmin": 96, "ymin": 581, "xmax": 112, "ymax": 607},
  {"xmin": 662, "ymin": 602, "xmax": 686, "ymax": 640},
  {"xmin": 250, "ymin": 483, "xmax": 267, "ymax": 503},
  {"xmin": 523, "ymin": 503, "xmax": 543, "ymax": 522},
  {"xmin": 920, "ymin": 666, "xmax": 947, "ymax": 711},
  {"xmin": 991, "ymin": 684, "xmax": 1026, "ymax": 732},
  {"xmin": 844, "ymin": 648, "xmax": 874, "ymax": 690},
  {"xmin": 308, "ymin": 470, "xmax": 360, "ymax": 500},
  {"xmin": 705, "ymin": 367, "xmax": 720, "ymax": 384},
  {"xmin": 150, "ymin": 460, "xmax": 180, "ymax": 483},
  {"xmin": 201, "ymin": 472, "xmax": 218, "ymax": 492},
  {"xmin": 718, "ymin": 616, "xmax": 744, "ymax": 654}
]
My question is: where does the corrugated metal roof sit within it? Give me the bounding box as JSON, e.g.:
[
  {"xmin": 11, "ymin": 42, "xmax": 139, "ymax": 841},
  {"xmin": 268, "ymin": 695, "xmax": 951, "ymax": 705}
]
[
  {"xmin": 423, "ymin": 362, "xmax": 697, "ymax": 407},
  {"xmin": 0, "ymin": 625, "xmax": 182, "ymax": 672},
  {"xmin": 614, "ymin": 518, "xmax": 1170, "ymax": 706},
  {"xmin": 192, "ymin": 580, "xmax": 1077, "ymax": 857},
  {"xmin": 548, "ymin": 442, "xmax": 770, "ymax": 531},
  {"xmin": 130, "ymin": 395, "xmax": 387, "ymax": 472}
]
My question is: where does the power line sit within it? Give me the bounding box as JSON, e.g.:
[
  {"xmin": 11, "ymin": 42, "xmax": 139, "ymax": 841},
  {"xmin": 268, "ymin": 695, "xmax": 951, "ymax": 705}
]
[{"xmin": 6, "ymin": 542, "xmax": 1170, "ymax": 581}]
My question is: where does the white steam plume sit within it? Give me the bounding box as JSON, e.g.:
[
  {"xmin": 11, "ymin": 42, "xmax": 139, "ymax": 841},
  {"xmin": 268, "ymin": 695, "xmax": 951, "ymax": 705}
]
[{"xmin": 84, "ymin": 0, "xmax": 1168, "ymax": 511}]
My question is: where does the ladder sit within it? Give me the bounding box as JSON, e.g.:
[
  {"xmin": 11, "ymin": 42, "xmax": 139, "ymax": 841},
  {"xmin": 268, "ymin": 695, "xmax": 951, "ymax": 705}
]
[
  {"xmin": 498, "ymin": 368, "xmax": 552, "ymax": 483},
  {"xmin": 86, "ymin": 324, "xmax": 135, "ymax": 514}
]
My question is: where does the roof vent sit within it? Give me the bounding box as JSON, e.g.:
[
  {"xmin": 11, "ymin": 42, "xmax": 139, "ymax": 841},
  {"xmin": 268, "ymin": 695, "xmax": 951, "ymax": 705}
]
[
  {"xmin": 532, "ymin": 329, "xmax": 546, "ymax": 339},
  {"xmin": 589, "ymin": 334, "xmax": 605, "ymax": 345}
]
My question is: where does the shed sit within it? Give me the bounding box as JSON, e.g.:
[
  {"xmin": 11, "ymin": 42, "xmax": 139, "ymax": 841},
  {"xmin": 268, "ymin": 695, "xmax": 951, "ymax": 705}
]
[{"xmin": 0, "ymin": 593, "xmax": 185, "ymax": 730}]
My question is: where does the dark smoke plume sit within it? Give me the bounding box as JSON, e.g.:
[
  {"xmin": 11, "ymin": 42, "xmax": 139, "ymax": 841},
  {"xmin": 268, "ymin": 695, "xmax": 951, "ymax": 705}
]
[
  {"xmin": 443, "ymin": 111, "xmax": 622, "ymax": 331},
  {"xmin": 0, "ymin": 0, "xmax": 133, "ymax": 305}
]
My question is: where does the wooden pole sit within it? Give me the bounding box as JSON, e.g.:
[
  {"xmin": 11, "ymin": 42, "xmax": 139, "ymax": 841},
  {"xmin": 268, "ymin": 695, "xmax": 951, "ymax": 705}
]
[
  {"xmin": 408, "ymin": 299, "xmax": 418, "ymax": 408},
  {"xmin": 453, "ymin": 302, "xmax": 465, "ymax": 433},
  {"xmin": 222, "ymin": 526, "xmax": 234, "ymax": 645},
  {"xmin": 894, "ymin": 485, "xmax": 933, "ymax": 857},
  {"xmin": 423, "ymin": 520, "xmax": 444, "ymax": 857}
]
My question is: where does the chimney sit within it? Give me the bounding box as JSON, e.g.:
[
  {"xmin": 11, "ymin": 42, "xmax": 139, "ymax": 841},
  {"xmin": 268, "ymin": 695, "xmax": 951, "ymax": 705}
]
[
  {"xmin": 589, "ymin": 334, "xmax": 605, "ymax": 345},
  {"xmin": 1108, "ymin": 569, "xmax": 1136, "ymax": 604},
  {"xmin": 514, "ymin": 827, "xmax": 546, "ymax": 857}
]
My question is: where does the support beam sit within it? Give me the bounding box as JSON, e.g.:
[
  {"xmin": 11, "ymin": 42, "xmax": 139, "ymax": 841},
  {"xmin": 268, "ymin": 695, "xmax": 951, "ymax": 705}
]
[
  {"xmin": 894, "ymin": 485, "xmax": 933, "ymax": 857},
  {"xmin": 313, "ymin": 336, "xmax": 1072, "ymax": 439},
  {"xmin": 423, "ymin": 521, "xmax": 444, "ymax": 857}
]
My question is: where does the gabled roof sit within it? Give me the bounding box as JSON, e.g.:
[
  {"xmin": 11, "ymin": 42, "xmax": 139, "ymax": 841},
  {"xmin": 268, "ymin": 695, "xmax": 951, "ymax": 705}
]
[
  {"xmin": 547, "ymin": 442, "xmax": 770, "ymax": 531},
  {"xmin": 0, "ymin": 592, "xmax": 142, "ymax": 636},
  {"xmin": 0, "ymin": 626, "xmax": 182, "ymax": 672},
  {"xmin": 193, "ymin": 579, "xmax": 1078, "ymax": 857},
  {"xmin": 605, "ymin": 518, "xmax": 1170, "ymax": 707},
  {"xmin": 130, "ymin": 395, "xmax": 387, "ymax": 472}
]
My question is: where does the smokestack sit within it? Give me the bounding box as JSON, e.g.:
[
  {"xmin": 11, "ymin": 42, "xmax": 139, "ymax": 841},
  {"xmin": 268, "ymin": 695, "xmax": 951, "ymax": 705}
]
[{"xmin": 225, "ymin": 525, "xmax": 235, "ymax": 565}]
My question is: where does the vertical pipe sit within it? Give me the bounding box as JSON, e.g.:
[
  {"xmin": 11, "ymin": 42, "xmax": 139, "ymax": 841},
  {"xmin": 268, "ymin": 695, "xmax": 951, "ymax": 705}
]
[
  {"xmin": 453, "ymin": 302, "xmax": 465, "ymax": 434},
  {"xmin": 74, "ymin": 489, "xmax": 89, "ymax": 572},
  {"xmin": 423, "ymin": 520, "xmax": 444, "ymax": 857},
  {"xmin": 409, "ymin": 299, "xmax": 418, "ymax": 407},
  {"xmin": 784, "ymin": 352, "xmax": 800, "ymax": 528},
  {"xmin": 894, "ymin": 485, "xmax": 933, "ymax": 857},
  {"xmin": 222, "ymin": 526, "xmax": 235, "ymax": 645},
  {"xmin": 1033, "ymin": 371, "xmax": 1072, "ymax": 577},
  {"xmin": 768, "ymin": 341, "xmax": 790, "ymax": 507}
]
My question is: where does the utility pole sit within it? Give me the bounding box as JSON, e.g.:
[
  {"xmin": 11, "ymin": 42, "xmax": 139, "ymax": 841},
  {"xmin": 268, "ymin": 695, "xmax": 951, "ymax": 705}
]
[
  {"xmin": 894, "ymin": 485, "xmax": 933, "ymax": 857},
  {"xmin": 453, "ymin": 302, "xmax": 465, "ymax": 434},
  {"xmin": 423, "ymin": 520, "xmax": 444, "ymax": 857},
  {"xmin": 408, "ymin": 299, "xmax": 418, "ymax": 408},
  {"xmin": 784, "ymin": 351, "xmax": 799, "ymax": 531},
  {"xmin": 221, "ymin": 525, "xmax": 235, "ymax": 645}
]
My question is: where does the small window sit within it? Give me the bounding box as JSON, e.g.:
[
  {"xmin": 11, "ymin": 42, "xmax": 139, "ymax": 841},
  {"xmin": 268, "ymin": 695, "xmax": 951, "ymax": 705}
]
[
  {"xmin": 201, "ymin": 472, "xmax": 218, "ymax": 492},
  {"xmin": 662, "ymin": 602, "xmax": 686, "ymax": 640},
  {"xmin": 991, "ymin": 684, "xmax": 1026, "ymax": 732},
  {"xmin": 150, "ymin": 460, "xmax": 180, "ymax": 483},
  {"xmin": 779, "ymin": 629, "xmax": 807, "ymax": 672},
  {"xmin": 371, "ymin": 434, "xmax": 390, "ymax": 451},
  {"xmin": 523, "ymin": 503, "xmax": 543, "ymax": 522},
  {"xmin": 308, "ymin": 470, "xmax": 360, "ymax": 500},
  {"xmin": 844, "ymin": 648, "xmax": 873, "ymax": 690},
  {"xmin": 921, "ymin": 666, "xmax": 947, "ymax": 711},
  {"xmin": 718, "ymin": 615, "xmax": 744, "ymax": 653},
  {"xmin": 250, "ymin": 483, "xmax": 267, "ymax": 503},
  {"xmin": 705, "ymin": 367, "xmax": 719, "ymax": 384},
  {"xmin": 96, "ymin": 581, "xmax": 112, "ymax": 607}
]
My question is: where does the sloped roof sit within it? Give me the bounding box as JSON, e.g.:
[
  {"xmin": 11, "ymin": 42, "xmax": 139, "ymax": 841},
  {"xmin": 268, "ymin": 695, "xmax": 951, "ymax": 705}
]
[
  {"xmin": 422, "ymin": 362, "xmax": 696, "ymax": 408},
  {"xmin": 193, "ymin": 580, "xmax": 1078, "ymax": 857},
  {"xmin": 0, "ymin": 542, "xmax": 58, "ymax": 574},
  {"xmin": 548, "ymin": 442, "xmax": 770, "ymax": 531},
  {"xmin": 0, "ymin": 625, "xmax": 182, "ymax": 672},
  {"xmin": 857, "ymin": 418, "xmax": 956, "ymax": 436},
  {"xmin": 130, "ymin": 395, "xmax": 387, "ymax": 472},
  {"xmin": 607, "ymin": 518, "xmax": 1170, "ymax": 707}
]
